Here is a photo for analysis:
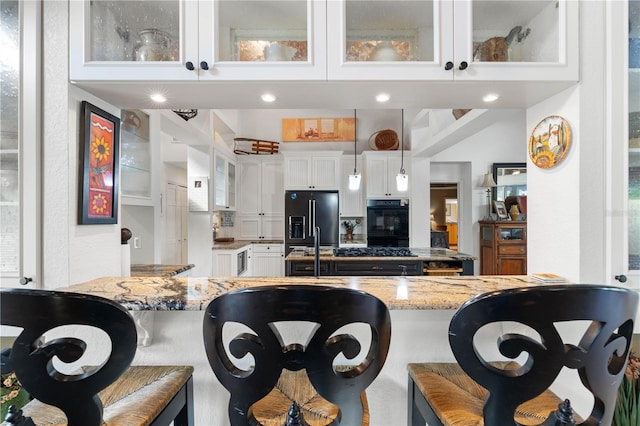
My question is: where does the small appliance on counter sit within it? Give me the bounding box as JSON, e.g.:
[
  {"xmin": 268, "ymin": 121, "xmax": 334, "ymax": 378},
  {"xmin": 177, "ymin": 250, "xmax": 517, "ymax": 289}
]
[{"xmin": 285, "ymin": 190, "xmax": 339, "ymax": 255}]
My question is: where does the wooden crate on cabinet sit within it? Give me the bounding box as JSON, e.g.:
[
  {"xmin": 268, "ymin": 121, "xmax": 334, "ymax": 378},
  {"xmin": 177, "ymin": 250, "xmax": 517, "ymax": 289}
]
[{"xmin": 479, "ymin": 220, "xmax": 527, "ymax": 275}]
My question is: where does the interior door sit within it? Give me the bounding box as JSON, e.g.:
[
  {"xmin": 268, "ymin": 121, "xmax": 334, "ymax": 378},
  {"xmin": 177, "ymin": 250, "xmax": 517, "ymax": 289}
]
[
  {"xmin": 164, "ymin": 182, "xmax": 188, "ymax": 264},
  {"xmin": 178, "ymin": 185, "xmax": 188, "ymax": 263}
]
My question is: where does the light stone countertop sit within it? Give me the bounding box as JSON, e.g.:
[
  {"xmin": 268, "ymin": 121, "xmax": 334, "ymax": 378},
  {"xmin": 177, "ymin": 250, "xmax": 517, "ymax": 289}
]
[
  {"xmin": 211, "ymin": 240, "xmax": 283, "ymax": 250},
  {"xmin": 285, "ymin": 247, "xmax": 476, "ymax": 262},
  {"xmin": 61, "ymin": 275, "xmax": 546, "ymax": 311},
  {"xmin": 130, "ymin": 264, "xmax": 195, "ymax": 277}
]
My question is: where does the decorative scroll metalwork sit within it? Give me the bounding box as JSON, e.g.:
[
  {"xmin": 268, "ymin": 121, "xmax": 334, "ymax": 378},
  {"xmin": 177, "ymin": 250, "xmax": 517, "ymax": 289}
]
[
  {"xmin": 172, "ymin": 109, "xmax": 198, "ymax": 121},
  {"xmin": 0, "ymin": 289, "xmax": 137, "ymax": 426},
  {"xmin": 448, "ymin": 285, "xmax": 638, "ymax": 426},
  {"xmin": 203, "ymin": 285, "xmax": 391, "ymax": 425}
]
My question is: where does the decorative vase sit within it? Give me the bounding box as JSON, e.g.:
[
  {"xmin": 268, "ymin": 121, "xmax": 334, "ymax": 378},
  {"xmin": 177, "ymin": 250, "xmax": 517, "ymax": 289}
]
[
  {"xmin": 346, "ymin": 229, "xmax": 354, "ymax": 241},
  {"xmin": 509, "ymin": 205, "xmax": 520, "ymax": 221}
]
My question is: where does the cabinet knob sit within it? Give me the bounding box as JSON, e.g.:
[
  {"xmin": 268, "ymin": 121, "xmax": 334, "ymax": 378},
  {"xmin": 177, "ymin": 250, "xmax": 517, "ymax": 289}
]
[
  {"xmin": 445, "ymin": 61, "xmax": 454, "ymax": 70},
  {"xmin": 615, "ymin": 275, "xmax": 628, "ymax": 283},
  {"xmin": 185, "ymin": 61, "xmax": 195, "ymax": 71},
  {"xmin": 458, "ymin": 61, "xmax": 468, "ymax": 70},
  {"xmin": 19, "ymin": 277, "xmax": 33, "ymax": 285},
  {"xmin": 200, "ymin": 61, "xmax": 209, "ymax": 70}
]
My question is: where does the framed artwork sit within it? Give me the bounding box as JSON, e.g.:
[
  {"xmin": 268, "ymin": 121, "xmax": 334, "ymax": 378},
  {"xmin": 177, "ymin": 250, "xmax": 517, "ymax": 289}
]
[
  {"xmin": 528, "ymin": 115, "xmax": 572, "ymax": 169},
  {"xmin": 282, "ymin": 118, "xmax": 355, "ymax": 142},
  {"xmin": 78, "ymin": 101, "xmax": 120, "ymax": 224},
  {"xmin": 493, "ymin": 200, "xmax": 508, "ymax": 220}
]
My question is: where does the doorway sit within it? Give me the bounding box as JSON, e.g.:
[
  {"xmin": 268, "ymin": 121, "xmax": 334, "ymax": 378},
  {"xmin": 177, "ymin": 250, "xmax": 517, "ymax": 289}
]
[
  {"xmin": 430, "ymin": 183, "xmax": 459, "ymax": 250},
  {"xmin": 164, "ymin": 182, "xmax": 188, "ymax": 264}
]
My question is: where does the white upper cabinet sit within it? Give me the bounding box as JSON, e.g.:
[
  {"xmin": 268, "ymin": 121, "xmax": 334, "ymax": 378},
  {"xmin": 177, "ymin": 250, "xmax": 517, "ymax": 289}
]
[
  {"xmin": 340, "ymin": 156, "xmax": 364, "ymax": 216},
  {"xmin": 213, "ymin": 152, "xmax": 236, "ymax": 210},
  {"xmin": 70, "ymin": 0, "xmax": 327, "ymax": 81},
  {"xmin": 284, "ymin": 152, "xmax": 341, "ymax": 190},
  {"xmin": 364, "ymin": 151, "xmax": 410, "ymax": 199},
  {"xmin": 327, "ymin": 0, "xmax": 578, "ymax": 81}
]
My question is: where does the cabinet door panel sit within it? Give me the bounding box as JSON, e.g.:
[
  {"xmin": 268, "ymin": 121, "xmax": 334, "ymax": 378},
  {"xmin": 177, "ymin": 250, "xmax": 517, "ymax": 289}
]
[
  {"xmin": 252, "ymin": 253, "xmax": 284, "ymax": 277},
  {"xmin": 312, "ymin": 157, "xmax": 339, "ymax": 189},
  {"xmin": 261, "ymin": 159, "xmax": 284, "ymax": 215},
  {"xmin": 237, "ymin": 160, "xmax": 260, "ymax": 214},
  {"xmin": 365, "ymin": 157, "xmax": 388, "ymax": 197},
  {"xmin": 237, "ymin": 216, "xmax": 260, "ymax": 240},
  {"xmin": 262, "ymin": 216, "xmax": 285, "ymax": 240},
  {"xmin": 285, "ymin": 158, "xmax": 311, "ymax": 189},
  {"xmin": 498, "ymin": 257, "xmax": 527, "ymax": 275}
]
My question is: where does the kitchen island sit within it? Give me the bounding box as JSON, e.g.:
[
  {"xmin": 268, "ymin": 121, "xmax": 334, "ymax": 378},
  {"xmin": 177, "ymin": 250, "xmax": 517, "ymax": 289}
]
[
  {"xmin": 55, "ymin": 275, "xmax": 593, "ymax": 426},
  {"xmin": 285, "ymin": 247, "xmax": 476, "ymax": 276}
]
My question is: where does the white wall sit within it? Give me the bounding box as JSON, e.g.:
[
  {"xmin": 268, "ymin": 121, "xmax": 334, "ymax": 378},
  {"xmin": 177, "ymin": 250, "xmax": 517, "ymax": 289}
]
[{"xmin": 188, "ymin": 147, "xmax": 214, "ymax": 276}]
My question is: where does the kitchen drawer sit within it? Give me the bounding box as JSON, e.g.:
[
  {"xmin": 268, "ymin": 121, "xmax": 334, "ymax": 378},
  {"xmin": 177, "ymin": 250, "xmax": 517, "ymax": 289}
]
[
  {"xmin": 498, "ymin": 245, "xmax": 526, "ymax": 255},
  {"xmin": 287, "ymin": 260, "xmax": 331, "ymax": 276},
  {"xmin": 332, "ymin": 260, "xmax": 422, "ymax": 276},
  {"xmin": 252, "ymin": 244, "xmax": 283, "ymax": 254}
]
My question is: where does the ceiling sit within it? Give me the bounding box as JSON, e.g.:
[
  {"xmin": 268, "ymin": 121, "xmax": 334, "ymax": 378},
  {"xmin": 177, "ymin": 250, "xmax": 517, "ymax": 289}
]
[{"xmin": 74, "ymin": 79, "xmax": 576, "ymax": 111}]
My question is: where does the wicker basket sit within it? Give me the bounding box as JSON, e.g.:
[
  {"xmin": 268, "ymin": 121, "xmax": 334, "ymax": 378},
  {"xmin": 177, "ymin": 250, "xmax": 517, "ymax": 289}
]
[
  {"xmin": 452, "ymin": 109, "xmax": 472, "ymax": 119},
  {"xmin": 424, "ymin": 268, "xmax": 463, "ymax": 276},
  {"xmin": 368, "ymin": 129, "xmax": 399, "ymax": 150}
]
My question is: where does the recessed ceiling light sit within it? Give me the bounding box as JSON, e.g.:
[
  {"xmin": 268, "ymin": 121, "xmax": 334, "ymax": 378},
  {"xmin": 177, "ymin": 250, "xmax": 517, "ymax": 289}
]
[
  {"xmin": 482, "ymin": 93, "xmax": 499, "ymax": 103},
  {"xmin": 261, "ymin": 93, "xmax": 276, "ymax": 102},
  {"xmin": 376, "ymin": 93, "xmax": 390, "ymax": 103},
  {"xmin": 150, "ymin": 93, "xmax": 167, "ymax": 103}
]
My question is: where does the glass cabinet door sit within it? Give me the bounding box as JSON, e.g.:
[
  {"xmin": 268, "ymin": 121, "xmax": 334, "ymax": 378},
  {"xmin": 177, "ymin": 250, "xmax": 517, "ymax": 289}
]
[
  {"xmin": 120, "ymin": 109, "xmax": 151, "ymax": 199},
  {"xmin": 628, "ymin": 0, "xmax": 640, "ymax": 288},
  {"xmin": 453, "ymin": 0, "xmax": 578, "ymax": 81},
  {"xmin": 197, "ymin": 0, "xmax": 326, "ymax": 80},
  {"xmin": 328, "ymin": 0, "xmax": 452, "ymax": 80},
  {"xmin": 70, "ymin": 0, "xmax": 199, "ymax": 80}
]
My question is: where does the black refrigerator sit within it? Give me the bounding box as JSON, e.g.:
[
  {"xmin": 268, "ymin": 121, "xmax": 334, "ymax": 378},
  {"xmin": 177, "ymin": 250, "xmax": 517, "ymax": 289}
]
[{"xmin": 285, "ymin": 190, "xmax": 339, "ymax": 255}]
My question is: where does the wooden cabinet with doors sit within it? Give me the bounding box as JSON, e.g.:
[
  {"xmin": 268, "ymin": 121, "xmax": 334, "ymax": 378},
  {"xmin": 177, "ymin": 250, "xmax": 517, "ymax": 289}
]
[{"xmin": 479, "ymin": 220, "xmax": 526, "ymax": 275}]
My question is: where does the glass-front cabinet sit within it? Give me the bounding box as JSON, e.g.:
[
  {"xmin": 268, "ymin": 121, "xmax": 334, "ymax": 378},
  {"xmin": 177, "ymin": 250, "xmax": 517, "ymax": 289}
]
[
  {"xmin": 214, "ymin": 153, "xmax": 236, "ymax": 210},
  {"xmin": 70, "ymin": 0, "xmax": 326, "ymax": 81},
  {"xmin": 120, "ymin": 109, "xmax": 151, "ymax": 200},
  {"xmin": 327, "ymin": 0, "xmax": 578, "ymax": 81}
]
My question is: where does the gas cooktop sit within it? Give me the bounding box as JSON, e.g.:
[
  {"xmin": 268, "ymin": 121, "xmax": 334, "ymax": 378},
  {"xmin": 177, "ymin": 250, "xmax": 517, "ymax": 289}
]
[{"xmin": 333, "ymin": 247, "xmax": 416, "ymax": 257}]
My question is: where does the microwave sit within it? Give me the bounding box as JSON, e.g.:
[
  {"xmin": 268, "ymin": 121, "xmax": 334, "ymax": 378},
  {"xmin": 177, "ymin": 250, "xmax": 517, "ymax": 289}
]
[{"xmin": 237, "ymin": 249, "xmax": 248, "ymax": 276}]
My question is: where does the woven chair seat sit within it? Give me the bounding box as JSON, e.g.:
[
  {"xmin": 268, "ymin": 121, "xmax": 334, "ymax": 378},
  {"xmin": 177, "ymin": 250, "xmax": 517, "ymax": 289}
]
[
  {"xmin": 251, "ymin": 368, "xmax": 369, "ymax": 426},
  {"xmin": 16, "ymin": 365, "xmax": 193, "ymax": 426},
  {"xmin": 407, "ymin": 362, "xmax": 583, "ymax": 426}
]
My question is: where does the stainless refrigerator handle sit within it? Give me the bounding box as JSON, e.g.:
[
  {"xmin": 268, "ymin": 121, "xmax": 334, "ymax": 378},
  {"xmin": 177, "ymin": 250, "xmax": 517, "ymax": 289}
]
[
  {"xmin": 288, "ymin": 216, "xmax": 292, "ymax": 238},
  {"xmin": 308, "ymin": 200, "xmax": 313, "ymax": 235},
  {"xmin": 312, "ymin": 199, "xmax": 316, "ymax": 236},
  {"xmin": 302, "ymin": 216, "xmax": 306, "ymax": 239}
]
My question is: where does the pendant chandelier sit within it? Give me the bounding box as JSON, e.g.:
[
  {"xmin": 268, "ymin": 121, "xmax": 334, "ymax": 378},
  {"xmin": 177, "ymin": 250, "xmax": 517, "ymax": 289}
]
[
  {"xmin": 396, "ymin": 109, "xmax": 408, "ymax": 192},
  {"xmin": 348, "ymin": 109, "xmax": 361, "ymax": 190}
]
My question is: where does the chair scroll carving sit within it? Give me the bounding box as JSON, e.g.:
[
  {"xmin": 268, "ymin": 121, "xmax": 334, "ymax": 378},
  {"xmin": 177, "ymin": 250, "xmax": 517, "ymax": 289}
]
[
  {"xmin": 203, "ymin": 285, "xmax": 392, "ymax": 425},
  {"xmin": 448, "ymin": 284, "xmax": 638, "ymax": 426},
  {"xmin": 1, "ymin": 289, "xmax": 137, "ymax": 426}
]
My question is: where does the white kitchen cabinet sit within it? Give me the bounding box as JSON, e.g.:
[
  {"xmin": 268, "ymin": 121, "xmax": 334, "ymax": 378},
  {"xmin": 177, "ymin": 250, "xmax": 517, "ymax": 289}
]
[
  {"xmin": 327, "ymin": 0, "xmax": 578, "ymax": 82},
  {"xmin": 251, "ymin": 244, "xmax": 284, "ymax": 277},
  {"xmin": 284, "ymin": 152, "xmax": 341, "ymax": 190},
  {"xmin": 236, "ymin": 157, "xmax": 284, "ymax": 240},
  {"xmin": 213, "ymin": 152, "xmax": 236, "ymax": 210},
  {"xmin": 212, "ymin": 245, "xmax": 251, "ymax": 276},
  {"xmin": 70, "ymin": 0, "xmax": 326, "ymax": 81},
  {"xmin": 120, "ymin": 109, "xmax": 152, "ymax": 202},
  {"xmin": 364, "ymin": 152, "xmax": 410, "ymax": 199},
  {"xmin": 340, "ymin": 156, "xmax": 364, "ymax": 216}
]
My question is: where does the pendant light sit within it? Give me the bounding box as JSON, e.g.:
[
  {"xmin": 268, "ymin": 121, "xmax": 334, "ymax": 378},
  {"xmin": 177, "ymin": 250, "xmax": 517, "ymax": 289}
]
[
  {"xmin": 348, "ymin": 109, "xmax": 361, "ymax": 190},
  {"xmin": 396, "ymin": 109, "xmax": 408, "ymax": 192}
]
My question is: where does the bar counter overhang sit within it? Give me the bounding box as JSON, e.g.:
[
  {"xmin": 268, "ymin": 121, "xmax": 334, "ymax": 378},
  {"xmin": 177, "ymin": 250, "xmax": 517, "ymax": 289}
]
[{"xmin": 57, "ymin": 275, "xmax": 589, "ymax": 425}]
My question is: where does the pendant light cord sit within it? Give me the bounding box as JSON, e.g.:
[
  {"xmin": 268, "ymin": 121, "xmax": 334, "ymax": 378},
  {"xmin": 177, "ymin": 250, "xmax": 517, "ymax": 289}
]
[
  {"xmin": 354, "ymin": 109, "xmax": 358, "ymax": 174},
  {"xmin": 400, "ymin": 109, "xmax": 405, "ymax": 174}
]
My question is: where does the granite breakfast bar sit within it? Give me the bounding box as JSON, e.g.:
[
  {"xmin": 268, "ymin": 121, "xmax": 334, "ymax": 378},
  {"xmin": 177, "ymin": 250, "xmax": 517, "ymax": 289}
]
[{"xmin": 60, "ymin": 275, "xmax": 586, "ymax": 425}]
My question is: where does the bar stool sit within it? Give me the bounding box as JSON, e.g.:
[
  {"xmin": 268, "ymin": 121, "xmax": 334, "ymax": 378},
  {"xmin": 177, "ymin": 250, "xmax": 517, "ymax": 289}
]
[
  {"xmin": 1, "ymin": 288, "xmax": 194, "ymax": 425},
  {"xmin": 203, "ymin": 285, "xmax": 392, "ymax": 425},
  {"xmin": 407, "ymin": 284, "xmax": 638, "ymax": 425}
]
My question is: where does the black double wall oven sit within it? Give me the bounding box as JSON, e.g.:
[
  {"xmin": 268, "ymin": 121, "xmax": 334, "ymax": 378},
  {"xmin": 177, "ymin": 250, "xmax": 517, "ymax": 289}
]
[{"xmin": 366, "ymin": 199, "xmax": 409, "ymax": 247}]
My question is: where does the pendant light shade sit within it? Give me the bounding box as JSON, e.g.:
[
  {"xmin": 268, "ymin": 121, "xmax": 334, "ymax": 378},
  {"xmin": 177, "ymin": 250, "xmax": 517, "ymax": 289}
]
[
  {"xmin": 348, "ymin": 109, "xmax": 361, "ymax": 191},
  {"xmin": 396, "ymin": 109, "xmax": 408, "ymax": 192}
]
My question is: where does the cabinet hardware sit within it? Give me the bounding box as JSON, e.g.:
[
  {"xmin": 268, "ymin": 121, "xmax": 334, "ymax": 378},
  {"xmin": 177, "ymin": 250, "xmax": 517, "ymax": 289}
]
[
  {"xmin": 615, "ymin": 275, "xmax": 628, "ymax": 283},
  {"xmin": 200, "ymin": 61, "xmax": 209, "ymax": 70},
  {"xmin": 458, "ymin": 61, "xmax": 468, "ymax": 70},
  {"xmin": 19, "ymin": 277, "xmax": 33, "ymax": 285},
  {"xmin": 185, "ymin": 61, "xmax": 195, "ymax": 71},
  {"xmin": 445, "ymin": 61, "xmax": 454, "ymax": 70}
]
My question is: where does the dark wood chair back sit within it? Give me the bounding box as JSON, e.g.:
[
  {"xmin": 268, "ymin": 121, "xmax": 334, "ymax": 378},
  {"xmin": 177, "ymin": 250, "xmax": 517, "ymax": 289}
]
[
  {"xmin": 449, "ymin": 284, "xmax": 638, "ymax": 425},
  {"xmin": 203, "ymin": 285, "xmax": 392, "ymax": 425},
  {"xmin": 1, "ymin": 288, "xmax": 137, "ymax": 426}
]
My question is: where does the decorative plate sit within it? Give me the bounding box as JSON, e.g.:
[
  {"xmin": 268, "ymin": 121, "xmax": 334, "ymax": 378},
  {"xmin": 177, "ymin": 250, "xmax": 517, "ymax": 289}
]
[{"xmin": 528, "ymin": 115, "xmax": 572, "ymax": 169}]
